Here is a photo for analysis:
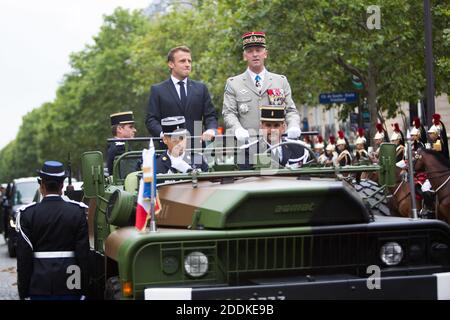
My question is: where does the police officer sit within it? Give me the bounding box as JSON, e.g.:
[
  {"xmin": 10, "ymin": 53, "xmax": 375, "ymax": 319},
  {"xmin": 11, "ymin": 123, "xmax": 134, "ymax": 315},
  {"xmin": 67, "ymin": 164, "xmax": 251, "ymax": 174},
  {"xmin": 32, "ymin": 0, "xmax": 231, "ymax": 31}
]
[
  {"xmin": 239, "ymin": 105, "xmax": 308, "ymax": 170},
  {"xmin": 156, "ymin": 116, "xmax": 209, "ymax": 174},
  {"xmin": 107, "ymin": 111, "xmax": 137, "ymax": 175},
  {"xmin": 222, "ymin": 31, "xmax": 301, "ymax": 142},
  {"xmin": 16, "ymin": 161, "xmax": 89, "ymax": 300}
]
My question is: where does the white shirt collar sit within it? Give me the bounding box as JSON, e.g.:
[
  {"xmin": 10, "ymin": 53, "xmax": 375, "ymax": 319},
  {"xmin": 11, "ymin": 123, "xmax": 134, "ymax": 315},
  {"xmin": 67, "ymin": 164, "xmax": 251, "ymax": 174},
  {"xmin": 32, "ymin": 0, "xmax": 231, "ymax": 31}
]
[
  {"xmin": 44, "ymin": 194, "xmax": 61, "ymax": 198},
  {"xmin": 263, "ymin": 138, "xmax": 283, "ymax": 159},
  {"xmin": 171, "ymin": 75, "xmax": 187, "ymax": 87},
  {"xmin": 167, "ymin": 151, "xmax": 186, "ymax": 161},
  {"xmin": 247, "ymin": 67, "xmax": 266, "ymax": 82}
]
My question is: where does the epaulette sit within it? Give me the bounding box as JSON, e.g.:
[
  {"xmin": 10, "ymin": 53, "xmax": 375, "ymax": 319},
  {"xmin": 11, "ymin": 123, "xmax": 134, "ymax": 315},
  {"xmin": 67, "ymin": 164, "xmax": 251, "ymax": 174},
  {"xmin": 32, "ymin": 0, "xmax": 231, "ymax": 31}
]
[
  {"xmin": 280, "ymin": 75, "xmax": 285, "ymax": 79},
  {"xmin": 18, "ymin": 202, "xmax": 37, "ymax": 212},
  {"xmin": 115, "ymin": 141, "xmax": 125, "ymax": 146},
  {"xmin": 64, "ymin": 198, "xmax": 88, "ymax": 209}
]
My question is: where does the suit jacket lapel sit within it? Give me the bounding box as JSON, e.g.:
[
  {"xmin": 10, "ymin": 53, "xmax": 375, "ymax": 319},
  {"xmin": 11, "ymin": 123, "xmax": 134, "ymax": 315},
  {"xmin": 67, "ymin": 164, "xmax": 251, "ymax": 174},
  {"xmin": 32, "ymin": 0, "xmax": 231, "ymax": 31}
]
[
  {"xmin": 165, "ymin": 79, "xmax": 184, "ymax": 114},
  {"xmin": 241, "ymin": 72, "xmax": 260, "ymax": 96}
]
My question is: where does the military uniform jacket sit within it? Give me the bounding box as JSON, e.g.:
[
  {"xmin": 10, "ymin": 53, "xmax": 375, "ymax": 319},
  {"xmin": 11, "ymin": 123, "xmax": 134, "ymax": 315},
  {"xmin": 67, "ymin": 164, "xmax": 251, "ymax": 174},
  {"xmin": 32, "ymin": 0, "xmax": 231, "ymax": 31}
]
[
  {"xmin": 317, "ymin": 153, "xmax": 328, "ymax": 165},
  {"xmin": 222, "ymin": 71, "xmax": 300, "ymax": 133},
  {"xmin": 16, "ymin": 196, "xmax": 89, "ymax": 299},
  {"xmin": 323, "ymin": 152, "xmax": 338, "ymax": 167},
  {"xmin": 429, "ymin": 137, "xmax": 450, "ymax": 159},
  {"xmin": 239, "ymin": 139, "xmax": 308, "ymax": 170},
  {"xmin": 355, "ymin": 149, "xmax": 369, "ymax": 162},
  {"xmin": 396, "ymin": 144, "xmax": 405, "ymax": 162},
  {"xmin": 337, "ymin": 149, "xmax": 352, "ymax": 166},
  {"xmin": 107, "ymin": 139, "xmax": 127, "ymax": 175},
  {"xmin": 156, "ymin": 150, "xmax": 209, "ymax": 174},
  {"xmin": 411, "ymin": 140, "xmax": 425, "ymax": 152}
]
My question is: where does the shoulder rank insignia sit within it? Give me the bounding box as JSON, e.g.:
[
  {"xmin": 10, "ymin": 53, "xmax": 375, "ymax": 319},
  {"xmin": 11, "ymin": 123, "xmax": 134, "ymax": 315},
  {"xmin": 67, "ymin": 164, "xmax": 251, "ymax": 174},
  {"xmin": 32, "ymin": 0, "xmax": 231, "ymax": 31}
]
[
  {"xmin": 162, "ymin": 156, "xmax": 168, "ymax": 161},
  {"xmin": 115, "ymin": 141, "xmax": 125, "ymax": 146}
]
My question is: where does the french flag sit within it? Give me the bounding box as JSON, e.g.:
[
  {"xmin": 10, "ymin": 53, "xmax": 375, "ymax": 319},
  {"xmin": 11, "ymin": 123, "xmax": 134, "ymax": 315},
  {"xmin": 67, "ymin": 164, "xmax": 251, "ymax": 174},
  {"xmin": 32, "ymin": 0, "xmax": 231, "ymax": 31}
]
[{"xmin": 135, "ymin": 140, "xmax": 161, "ymax": 231}]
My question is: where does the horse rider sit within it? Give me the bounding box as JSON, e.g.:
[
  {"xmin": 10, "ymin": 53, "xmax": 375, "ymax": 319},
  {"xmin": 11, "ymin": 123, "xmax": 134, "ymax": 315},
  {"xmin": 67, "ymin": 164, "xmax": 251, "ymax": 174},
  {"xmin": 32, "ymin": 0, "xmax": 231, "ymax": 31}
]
[
  {"xmin": 410, "ymin": 117, "xmax": 426, "ymax": 153},
  {"xmin": 336, "ymin": 130, "xmax": 352, "ymax": 166},
  {"xmin": 323, "ymin": 136, "xmax": 338, "ymax": 167},
  {"xmin": 390, "ymin": 123, "xmax": 405, "ymax": 162},
  {"xmin": 314, "ymin": 135, "xmax": 327, "ymax": 165},
  {"xmin": 354, "ymin": 128, "xmax": 369, "ymax": 163},
  {"xmin": 427, "ymin": 113, "xmax": 449, "ymax": 160},
  {"xmin": 370, "ymin": 123, "xmax": 386, "ymax": 163}
]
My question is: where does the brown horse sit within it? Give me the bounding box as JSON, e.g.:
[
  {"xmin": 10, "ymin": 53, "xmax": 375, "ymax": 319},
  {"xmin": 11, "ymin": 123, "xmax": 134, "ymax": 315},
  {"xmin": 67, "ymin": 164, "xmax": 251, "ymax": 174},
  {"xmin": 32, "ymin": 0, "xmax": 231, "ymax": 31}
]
[
  {"xmin": 413, "ymin": 149, "xmax": 450, "ymax": 223},
  {"xmin": 386, "ymin": 167, "xmax": 422, "ymax": 218}
]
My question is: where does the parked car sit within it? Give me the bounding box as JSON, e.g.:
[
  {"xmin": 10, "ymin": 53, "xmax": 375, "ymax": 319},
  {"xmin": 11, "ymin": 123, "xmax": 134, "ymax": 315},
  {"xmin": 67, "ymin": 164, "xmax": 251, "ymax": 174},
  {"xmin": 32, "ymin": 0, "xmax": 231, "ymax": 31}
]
[
  {"xmin": 4, "ymin": 177, "xmax": 39, "ymax": 257},
  {"xmin": 32, "ymin": 179, "xmax": 84, "ymax": 203}
]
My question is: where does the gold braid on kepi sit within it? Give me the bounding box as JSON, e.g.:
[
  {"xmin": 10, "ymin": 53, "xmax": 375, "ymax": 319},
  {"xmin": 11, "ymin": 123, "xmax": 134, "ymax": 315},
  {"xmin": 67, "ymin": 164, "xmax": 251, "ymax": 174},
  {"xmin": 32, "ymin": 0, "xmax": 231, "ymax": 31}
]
[{"xmin": 242, "ymin": 31, "xmax": 266, "ymax": 49}]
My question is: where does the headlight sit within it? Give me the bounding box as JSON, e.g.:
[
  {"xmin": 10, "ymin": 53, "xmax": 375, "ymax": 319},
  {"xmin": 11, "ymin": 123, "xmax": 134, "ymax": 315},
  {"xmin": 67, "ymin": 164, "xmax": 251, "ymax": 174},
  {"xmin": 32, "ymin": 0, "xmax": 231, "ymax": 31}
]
[
  {"xmin": 184, "ymin": 251, "xmax": 208, "ymax": 278},
  {"xmin": 380, "ymin": 242, "xmax": 403, "ymax": 266},
  {"xmin": 9, "ymin": 219, "xmax": 16, "ymax": 229}
]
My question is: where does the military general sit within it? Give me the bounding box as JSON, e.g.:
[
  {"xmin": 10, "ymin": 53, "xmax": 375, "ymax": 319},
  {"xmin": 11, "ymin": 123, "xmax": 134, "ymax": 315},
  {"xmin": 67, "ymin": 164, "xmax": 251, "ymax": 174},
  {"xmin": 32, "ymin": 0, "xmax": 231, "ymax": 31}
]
[{"xmin": 222, "ymin": 32, "xmax": 301, "ymax": 142}]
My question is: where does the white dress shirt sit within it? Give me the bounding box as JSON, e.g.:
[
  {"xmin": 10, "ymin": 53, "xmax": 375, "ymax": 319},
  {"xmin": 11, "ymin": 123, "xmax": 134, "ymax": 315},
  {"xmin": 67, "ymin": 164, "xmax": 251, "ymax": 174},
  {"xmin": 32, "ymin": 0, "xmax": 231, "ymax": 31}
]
[
  {"xmin": 171, "ymin": 75, "xmax": 188, "ymax": 99},
  {"xmin": 247, "ymin": 67, "xmax": 267, "ymax": 88}
]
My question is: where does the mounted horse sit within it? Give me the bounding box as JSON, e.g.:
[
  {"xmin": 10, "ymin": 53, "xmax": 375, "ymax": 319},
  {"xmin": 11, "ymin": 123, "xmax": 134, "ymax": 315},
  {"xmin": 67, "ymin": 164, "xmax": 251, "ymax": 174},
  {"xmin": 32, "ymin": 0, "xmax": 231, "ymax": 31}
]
[
  {"xmin": 386, "ymin": 166, "xmax": 422, "ymax": 218},
  {"xmin": 414, "ymin": 149, "xmax": 450, "ymax": 223}
]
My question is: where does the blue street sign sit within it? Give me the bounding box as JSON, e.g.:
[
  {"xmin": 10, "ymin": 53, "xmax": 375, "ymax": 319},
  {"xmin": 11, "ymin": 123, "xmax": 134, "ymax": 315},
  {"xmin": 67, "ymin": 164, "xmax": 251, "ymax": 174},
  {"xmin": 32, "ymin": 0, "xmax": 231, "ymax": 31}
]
[{"xmin": 319, "ymin": 92, "xmax": 358, "ymax": 104}]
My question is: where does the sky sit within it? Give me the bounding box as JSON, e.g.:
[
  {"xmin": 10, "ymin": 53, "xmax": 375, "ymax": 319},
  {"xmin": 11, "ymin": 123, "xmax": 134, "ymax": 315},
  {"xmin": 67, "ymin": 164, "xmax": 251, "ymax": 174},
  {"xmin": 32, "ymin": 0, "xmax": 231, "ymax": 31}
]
[{"xmin": 0, "ymin": 0, "xmax": 151, "ymax": 150}]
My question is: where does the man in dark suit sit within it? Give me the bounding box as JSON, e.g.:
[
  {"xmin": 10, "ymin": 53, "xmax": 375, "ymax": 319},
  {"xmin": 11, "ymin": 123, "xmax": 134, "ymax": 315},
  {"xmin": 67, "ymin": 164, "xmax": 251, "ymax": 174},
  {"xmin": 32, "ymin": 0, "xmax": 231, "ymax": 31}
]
[
  {"xmin": 145, "ymin": 46, "xmax": 218, "ymax": 143},
  {"xmin": 16, "ymin": 161, "xmax": 89, "ymax": 300}
]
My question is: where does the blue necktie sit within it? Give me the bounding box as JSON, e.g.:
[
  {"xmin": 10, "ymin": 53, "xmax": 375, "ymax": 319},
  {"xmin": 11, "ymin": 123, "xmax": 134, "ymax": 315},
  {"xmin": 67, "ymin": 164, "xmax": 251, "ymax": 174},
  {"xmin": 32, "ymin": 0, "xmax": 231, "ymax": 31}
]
[
  {"xmin": 255, "ymin": 75, "xmax": 261, "ymax": 88},
  {"xmin": 178, "ymin": 81, "xmax": 187, "ymax": 109}
]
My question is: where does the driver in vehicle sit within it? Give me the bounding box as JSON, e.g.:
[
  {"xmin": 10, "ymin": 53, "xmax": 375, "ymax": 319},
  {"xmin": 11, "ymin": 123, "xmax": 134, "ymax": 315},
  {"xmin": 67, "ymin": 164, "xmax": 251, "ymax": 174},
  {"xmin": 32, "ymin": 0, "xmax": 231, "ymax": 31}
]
[
  {"xmin": 239, "ymin": 104, "xmax": 309, "ymax": 170},
  {"xmin": 156, "ymin": 116, "xmax": 209, "ymax": 174}
]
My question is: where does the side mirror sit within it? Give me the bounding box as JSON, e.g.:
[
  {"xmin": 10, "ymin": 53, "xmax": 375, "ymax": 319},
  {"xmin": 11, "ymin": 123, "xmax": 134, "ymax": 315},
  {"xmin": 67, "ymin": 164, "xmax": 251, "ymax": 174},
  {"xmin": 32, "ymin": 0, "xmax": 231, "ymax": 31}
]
[
  {"xmin": 379, "ymin": 143, "xmax": 396, "ymax": 187},
  {"xmin": 81, "ymin": 151, "xmax": 105, "ymax": 198}
]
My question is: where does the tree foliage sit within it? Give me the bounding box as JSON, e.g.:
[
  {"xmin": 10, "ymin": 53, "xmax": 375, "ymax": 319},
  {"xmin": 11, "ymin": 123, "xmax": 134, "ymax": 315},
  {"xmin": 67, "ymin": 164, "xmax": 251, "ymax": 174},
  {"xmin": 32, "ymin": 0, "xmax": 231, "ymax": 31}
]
[{"xmin": 0, "ymin": 1, "xmax": 448, "ymax": 180}]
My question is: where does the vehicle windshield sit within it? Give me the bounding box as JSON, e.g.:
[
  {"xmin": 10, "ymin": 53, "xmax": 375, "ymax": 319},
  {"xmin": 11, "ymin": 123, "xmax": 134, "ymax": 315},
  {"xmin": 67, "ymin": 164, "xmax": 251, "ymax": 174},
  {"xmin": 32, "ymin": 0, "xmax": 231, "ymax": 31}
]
[{"xmin": 15, "ymin": 181, "xmax": 39, "ymax": 205}]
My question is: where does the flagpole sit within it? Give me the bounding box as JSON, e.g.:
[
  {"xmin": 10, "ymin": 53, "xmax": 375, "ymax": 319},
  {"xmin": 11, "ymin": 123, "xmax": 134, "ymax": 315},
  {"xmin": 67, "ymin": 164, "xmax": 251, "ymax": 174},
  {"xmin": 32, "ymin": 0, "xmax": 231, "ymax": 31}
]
[{"xmin": 149, "ymin": 146, "xmax": 157, "ymax": 232}]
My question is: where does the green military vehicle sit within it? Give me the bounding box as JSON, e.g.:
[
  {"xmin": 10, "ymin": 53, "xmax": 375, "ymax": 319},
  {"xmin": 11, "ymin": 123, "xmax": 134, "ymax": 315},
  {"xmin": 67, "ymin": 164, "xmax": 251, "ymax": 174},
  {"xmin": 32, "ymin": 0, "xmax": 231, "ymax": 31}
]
[{"xmin": 82, "ymin": 140, "xmax": 450, "ymax": 300}]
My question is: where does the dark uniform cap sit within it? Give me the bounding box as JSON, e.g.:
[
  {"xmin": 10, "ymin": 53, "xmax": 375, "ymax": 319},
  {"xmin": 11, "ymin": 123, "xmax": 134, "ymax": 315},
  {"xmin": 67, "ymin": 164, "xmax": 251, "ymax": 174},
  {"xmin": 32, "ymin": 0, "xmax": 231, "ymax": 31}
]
[
  {"xmin": 242, "ymin": 31, "xmax": 266, "ymax": 50},
  {"xmin": 161, "ymin": 116, "xmax": 187, "ymax": 135},
  {"xmin": 110, "ymin": 111, "xmax": 135, "ymax": 126},
  {"xmin": 260, "ymin": 105, "xmax": 285, "ymax": 122},
  {"xmin": 37, "ymin": 160, "xmax": 67, "ymax": 182}
]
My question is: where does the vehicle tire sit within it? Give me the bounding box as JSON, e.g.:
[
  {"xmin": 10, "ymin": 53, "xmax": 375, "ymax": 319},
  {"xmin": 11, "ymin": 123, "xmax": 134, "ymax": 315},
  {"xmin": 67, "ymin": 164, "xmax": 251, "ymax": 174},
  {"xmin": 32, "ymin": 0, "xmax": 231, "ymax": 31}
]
[
  {"xmin": 104, "ymin": 276, "xmax": 122, "ymax": 300},
  {"xmin": 6, "ymin": 234, "xmax": 16, "ymax": 257},
  {"xmin": 352, "ymin": 179, "xmax": 391, "ymax": 216}
]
